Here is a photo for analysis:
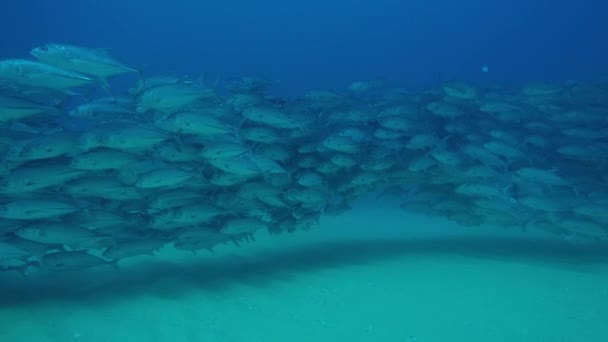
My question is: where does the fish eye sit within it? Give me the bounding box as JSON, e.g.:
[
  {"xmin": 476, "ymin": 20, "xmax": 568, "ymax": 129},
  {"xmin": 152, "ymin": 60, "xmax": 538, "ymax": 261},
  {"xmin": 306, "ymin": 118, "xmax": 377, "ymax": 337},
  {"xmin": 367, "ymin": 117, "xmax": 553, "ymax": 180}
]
[{"xmin": 40, "ymin": 45, "xmax": 48, "ymax": 52}]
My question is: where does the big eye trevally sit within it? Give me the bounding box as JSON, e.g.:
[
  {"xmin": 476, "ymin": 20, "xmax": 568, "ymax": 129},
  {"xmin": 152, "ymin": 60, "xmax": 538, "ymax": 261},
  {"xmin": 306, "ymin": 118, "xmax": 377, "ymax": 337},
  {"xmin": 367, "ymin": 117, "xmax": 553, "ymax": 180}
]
[
  {"xmin": 0, "ymin": 59, "xmax": 96, "ymax": 92},
  {"xmin": 0, "ymin": 94, "xmax": 60, "ymax": 122},
  {"xmin": 30, "ymin": 43, "xmax": 138, "ymax": 90}
]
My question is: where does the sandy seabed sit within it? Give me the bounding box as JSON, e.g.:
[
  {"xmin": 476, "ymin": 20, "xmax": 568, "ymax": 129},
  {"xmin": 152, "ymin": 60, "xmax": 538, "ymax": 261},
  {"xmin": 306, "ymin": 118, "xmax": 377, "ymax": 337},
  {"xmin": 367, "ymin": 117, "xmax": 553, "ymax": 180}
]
[{"xmin": 1, "ymin": 199, "xmax": 608, "ymax": 342}]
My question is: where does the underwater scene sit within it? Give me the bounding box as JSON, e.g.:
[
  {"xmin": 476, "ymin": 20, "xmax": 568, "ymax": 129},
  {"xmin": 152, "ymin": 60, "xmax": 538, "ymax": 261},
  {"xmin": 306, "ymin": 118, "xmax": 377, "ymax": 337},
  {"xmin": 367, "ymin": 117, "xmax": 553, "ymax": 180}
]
[{"xmin": 1, "ymin": 1, "xmax": 608, "ymax": 341}]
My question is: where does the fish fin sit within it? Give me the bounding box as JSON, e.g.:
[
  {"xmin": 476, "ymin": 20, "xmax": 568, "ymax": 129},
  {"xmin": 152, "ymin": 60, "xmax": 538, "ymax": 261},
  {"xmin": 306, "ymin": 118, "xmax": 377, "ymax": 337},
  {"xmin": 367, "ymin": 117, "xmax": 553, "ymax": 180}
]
[
  {"xmin": 73, "ymin": 85, "xmax": 100, "ymax": 103},
  {"xmin": 56, "ymin": 245, "xmax": 70, "ymax": 252},
  {"xmin": 211, "ymin": 75, "xmax": 222, "ymax": 90},
  {"xmin": 440, "ymin": 135, "xmax": 453, "ymax": 146},
  {"xmin": 12, "ymin": 261, "xmax": 40, "ymax": 278},
  {"xmin": 8, "ymin": 121, "xmax": 40, "ymax": 134},
  {"xmin": 571, "ymin": 185, "xmax": 579, "ymax": 197},
  {"xmin": 129, "ymin": 66, "xmax": 146, "ymax": 80},
  {"xmin": 520, "ymin": 223, "xmax": 527, "ymax": 233},
  {"xmin": 194, "ymin": 72, "xmax": 208, "ymax": 86},
  {"xmin": 501, "ymin": 184, "xmax": 514, "ymax": 194},
  {"xmin": 236, "ymin": 118, "xmax": 248, "ymax": 129},
  {"xmin": 98, "ymin": 77, "xmax": 113, "ymax": 97},
  {"xmin": 108, "ymin": 258, "xmax": 121, "ymax": 271},
  {"xmin": 50, "ymin": 96, "xmax": 72, "ymax": 115}
]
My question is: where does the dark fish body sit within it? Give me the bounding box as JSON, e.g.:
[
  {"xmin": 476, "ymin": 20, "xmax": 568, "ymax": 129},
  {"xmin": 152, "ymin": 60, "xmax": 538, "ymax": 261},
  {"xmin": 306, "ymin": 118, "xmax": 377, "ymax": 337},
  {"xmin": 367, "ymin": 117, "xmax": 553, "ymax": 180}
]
[{"xmin": 41, "ymin": 251, "xmax": 116, "ymax": 272}]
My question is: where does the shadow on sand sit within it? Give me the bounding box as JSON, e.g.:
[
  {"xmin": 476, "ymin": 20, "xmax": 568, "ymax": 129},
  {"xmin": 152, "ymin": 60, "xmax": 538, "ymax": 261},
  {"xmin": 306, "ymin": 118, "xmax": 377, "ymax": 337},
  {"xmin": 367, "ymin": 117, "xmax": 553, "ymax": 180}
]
[{"xmin": 1, "ymin": 236, "xmax": 608, "ymax": 306}]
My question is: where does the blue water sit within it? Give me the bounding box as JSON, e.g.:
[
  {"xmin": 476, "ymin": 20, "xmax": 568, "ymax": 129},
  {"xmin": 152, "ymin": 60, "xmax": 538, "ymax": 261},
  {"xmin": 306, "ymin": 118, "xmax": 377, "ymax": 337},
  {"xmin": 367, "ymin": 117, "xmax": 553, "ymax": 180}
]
[
  {"xmin": 2, "ymin": 0, "xmax": 607, "ymax": 95},
  {"xmin": 2, "ymin": 2, "xmax": 608, "ymax": 341}
]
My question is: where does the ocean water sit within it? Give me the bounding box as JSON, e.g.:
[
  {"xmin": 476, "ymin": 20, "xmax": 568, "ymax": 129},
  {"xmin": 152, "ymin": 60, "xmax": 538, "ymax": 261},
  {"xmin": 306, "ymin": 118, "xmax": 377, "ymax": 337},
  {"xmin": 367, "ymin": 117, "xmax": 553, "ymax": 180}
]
[{"xmin": 2, "ymin": 1, "xmax": 608, "ymax": 341}]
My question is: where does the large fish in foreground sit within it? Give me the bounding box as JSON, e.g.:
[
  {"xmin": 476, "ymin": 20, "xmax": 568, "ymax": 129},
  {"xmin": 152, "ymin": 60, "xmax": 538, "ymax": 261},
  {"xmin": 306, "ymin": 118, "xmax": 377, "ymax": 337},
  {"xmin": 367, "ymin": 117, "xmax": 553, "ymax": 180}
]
[{"xmin": 30, "ymin": 44, "xmax": 138, "ymax": 89}]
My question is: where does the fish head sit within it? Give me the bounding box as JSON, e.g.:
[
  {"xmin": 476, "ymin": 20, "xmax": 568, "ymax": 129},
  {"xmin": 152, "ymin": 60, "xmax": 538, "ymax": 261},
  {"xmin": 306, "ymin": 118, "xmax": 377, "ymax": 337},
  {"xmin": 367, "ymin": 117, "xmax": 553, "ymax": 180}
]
[
  {"xmin": 4, "ymin": 144, "xmax": 24, "ymax": 160},
  {"xmin": 0, "ymin": 60, "xmax": 22, "ymax": 78},
  {"xmin": 15, "ymin": 225, "xmax": 43, "ymax": 240},
  {"xmin": 77, "ymin": 132, "xmax": 100, "ymax": 150},
  {"xmin": 101, "ymin": 248, "xmax": 117, "ymax": 260},
  {"xmin": 98, "ymin": 133, "xmax": 113, "ymax": 146},
  {"xmin": 30, "ymin": 44, "xmax": 65, "ymax": 62},
  {"xmin": 135, "ymin": 90, "xmax": 160, "ymax": 111},
  {"xmin": 69, "ymin": 106, "xmax": 90, "ymax": 118}
]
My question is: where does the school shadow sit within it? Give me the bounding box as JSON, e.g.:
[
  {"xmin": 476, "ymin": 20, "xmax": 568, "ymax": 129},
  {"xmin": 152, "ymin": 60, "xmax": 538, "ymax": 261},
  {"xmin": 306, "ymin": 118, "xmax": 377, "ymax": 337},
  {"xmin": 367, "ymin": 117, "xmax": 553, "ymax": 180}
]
[{"xmin": 1, "ymin": 235, "xmax": 608, "ymax": 306}]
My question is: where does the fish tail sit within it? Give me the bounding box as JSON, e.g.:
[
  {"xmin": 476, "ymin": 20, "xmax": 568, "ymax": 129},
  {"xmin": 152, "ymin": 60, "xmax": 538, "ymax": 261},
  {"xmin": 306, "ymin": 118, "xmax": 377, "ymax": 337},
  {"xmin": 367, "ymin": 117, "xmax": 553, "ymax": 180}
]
[
  {"xmin": 571, "ymin": 185, "xmax": 579, "ymax": 197},
  {"xmin": 107, "ymin": 258, "xmax": 121, "ymax": 271},
  {"xmin": 134, "ymin": 67, "xmax": 145, "ymax": 79}
]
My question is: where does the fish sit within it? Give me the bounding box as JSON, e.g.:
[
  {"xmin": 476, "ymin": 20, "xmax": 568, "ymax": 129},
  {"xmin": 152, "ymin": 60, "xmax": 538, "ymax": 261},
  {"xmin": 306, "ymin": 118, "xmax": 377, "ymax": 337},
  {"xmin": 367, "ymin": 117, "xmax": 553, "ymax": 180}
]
[
  {"xmin": 0, "ymin": 59, "xmax": 95, "ymax": 91},
  {"xmin": 442, "ymin": 82, "xmax": 478, "ymax": 100},
  {"xmin": 15, "ymin": 223, "xmax": 113, "ymax": 250},
  {"xmin": 241, "ymin": 127, "xmax": 281, "ymax": 144},
  {"xmin": 102, "ymin": 238, "xmax": 167, "ymax": 260},
  {"xmin": 0, "ymin": 161, "xmax": 85, "ymax": 194},
  {"xmin": 31, "ymin": 44, "xmax": 138, "ymax": 90},
  {"xmin": 0, "ymin": 199, "xmax": 81, "ymax": 220},
  {"xmin": 69, "ymin": 101, "xmax": 137, "ymax": 121},
  {"xmin": 207, "ymin": 154, "xmax": 261, "ymax": 176},
  {"xmin": 515, "ymin": 168, "xmax": 578, "ymax": 196},
  {"xmin": 483, "ymin": 141, "xmax": 526, "ymax": 161},
  {"xmin": 241, "ymin": 106, "xmax": 301, "ymax": 129},
  {"xmin": 429, "ymin": 148, "xmax": 464, "ymax": 166},
  {"xmin": 136, "ymin": 84, "xmax": 215, "ymax": 112},
  {"xmin": 518, "ymin": 196, "xmax": 569, "ymax": 212},
  {"xmin": 149, "ymin": 203, "xmax": 225, "ymax": 230},
  {"xmin": 455, "ymin": 183, "xmax": 512, "ymax": 199},
  {"xmin": 220, "ymin": 218, "xmax": 267, "ymax": 235},
  {"xmin": 9, "ymin": 133, "xmax": 78, "ymax": 161},
  {"xmin": 147, "ymin": 190, "xmax": 203, "ymax": 211},
  {"xmin": 426, "ymin": 101, "xmax": 464, "ymax": 119},
  {"xmin": 63, "ymin": 177, "xmax": 143, "ymax": 200},
  {"xmin": 322, "ymin": 135, "xmax": 361, "ymax": 154},
  {"xmin": 40, "ymin": 251, "xmax": 118, "ymax": 272},
  {"xmin": 70, "ymin": 148, "xmax": 139, "ymax": 170},
  {"xmin": 0, "ymin": 241, "xmax": 30, "ymax": 261},
  {"xmin": 0, "ymin": 95, "xmax": 59, "ymax": 122},
  {"xmin": 200, "ymin": 141, "xmax": 249, "ymax": 159},
  {"xmin": 135, "ymin": 167, "xmax": 194, "ymax": 189},
  {"xmin": 155, "ymin": 111, "xmax": 233, "ymax": 136},
  {"xmin": 296, "ymin": 172, "xmax": 324, "ymax": 187}
]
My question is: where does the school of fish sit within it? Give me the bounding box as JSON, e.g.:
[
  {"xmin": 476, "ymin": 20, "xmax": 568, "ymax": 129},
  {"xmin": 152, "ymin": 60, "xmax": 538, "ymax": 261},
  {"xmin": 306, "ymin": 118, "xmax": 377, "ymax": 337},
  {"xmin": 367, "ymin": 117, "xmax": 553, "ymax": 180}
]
[{"xmin": 1, "ymin": 44, "xmax": 607, "ymax": 274}]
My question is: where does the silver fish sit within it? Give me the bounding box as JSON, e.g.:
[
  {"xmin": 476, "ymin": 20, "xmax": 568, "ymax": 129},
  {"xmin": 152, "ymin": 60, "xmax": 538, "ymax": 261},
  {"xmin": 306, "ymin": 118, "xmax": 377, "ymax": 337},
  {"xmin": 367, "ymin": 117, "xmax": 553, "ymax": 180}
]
[{"xmin": 0, "ymin": 59, "xmax": 95, "ymax": 91}]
